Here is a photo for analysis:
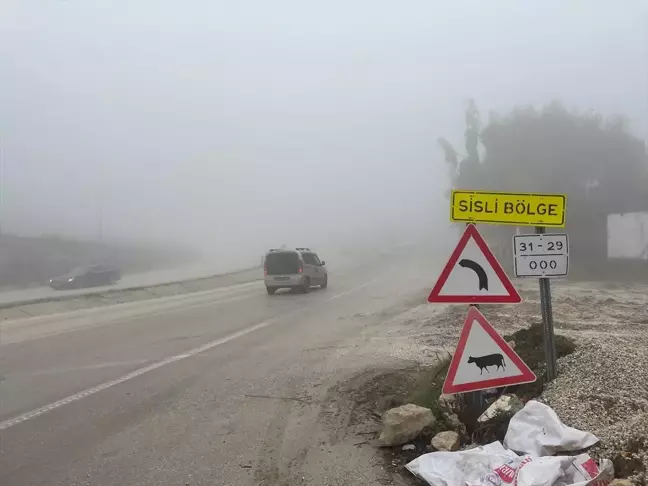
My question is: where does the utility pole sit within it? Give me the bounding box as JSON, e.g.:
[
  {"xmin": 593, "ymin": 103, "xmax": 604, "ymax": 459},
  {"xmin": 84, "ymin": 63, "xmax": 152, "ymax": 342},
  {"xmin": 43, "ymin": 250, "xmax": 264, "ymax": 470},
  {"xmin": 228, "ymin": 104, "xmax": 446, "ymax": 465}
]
[
  {"xmin": 96, "ymin": 159, "xmax": 105, "ymax": 242},
  {"xmin": 0, "ymin": 138, "xmax": 4, "ymax": 237},
  {"xmin": 98, "ymin": 189, "xmax": 104, "ymax": 242}
]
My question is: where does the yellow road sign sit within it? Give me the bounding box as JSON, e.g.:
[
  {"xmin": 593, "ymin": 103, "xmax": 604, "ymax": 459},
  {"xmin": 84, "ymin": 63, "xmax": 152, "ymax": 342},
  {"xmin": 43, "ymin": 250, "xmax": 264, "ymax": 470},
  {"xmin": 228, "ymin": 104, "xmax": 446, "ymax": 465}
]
[{"xmin": 450, "ymin": 190, "xmax": 567, "ymax": 227}]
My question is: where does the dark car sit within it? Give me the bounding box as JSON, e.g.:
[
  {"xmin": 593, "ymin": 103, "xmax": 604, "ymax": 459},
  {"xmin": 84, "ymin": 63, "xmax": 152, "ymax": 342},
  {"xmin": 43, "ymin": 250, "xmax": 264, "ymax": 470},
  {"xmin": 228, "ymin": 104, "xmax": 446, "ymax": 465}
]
[{"xmin": 49, "ymin": 265, "xmax": 121, "ymax": 290}]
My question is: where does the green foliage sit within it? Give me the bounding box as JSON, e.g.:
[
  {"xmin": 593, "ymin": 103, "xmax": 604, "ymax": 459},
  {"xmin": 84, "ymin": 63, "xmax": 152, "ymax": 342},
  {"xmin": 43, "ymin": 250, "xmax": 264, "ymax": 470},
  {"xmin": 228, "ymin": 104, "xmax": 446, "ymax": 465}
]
[
  {"xmin": 441, "ymin": 100, "xmax": 648, "ymax": 266},
  {"xmin": 455, "ymin": 101, "xmax": 648, "ymax": 218}
]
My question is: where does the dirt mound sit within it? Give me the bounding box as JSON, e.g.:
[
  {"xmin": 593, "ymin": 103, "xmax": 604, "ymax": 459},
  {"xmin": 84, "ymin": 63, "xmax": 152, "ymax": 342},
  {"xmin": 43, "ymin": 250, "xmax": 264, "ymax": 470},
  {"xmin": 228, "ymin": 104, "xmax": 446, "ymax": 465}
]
[
  {"xmin": 504, "ymin": 323, "xmax": 576, "ymax": 400},
  {"xmin": 323, "ymin": 363, "xmax": 451, "ymax": 482},
  {"xmin": 330, "ymin": 364, "xmax": 449, "ymax": 429}
]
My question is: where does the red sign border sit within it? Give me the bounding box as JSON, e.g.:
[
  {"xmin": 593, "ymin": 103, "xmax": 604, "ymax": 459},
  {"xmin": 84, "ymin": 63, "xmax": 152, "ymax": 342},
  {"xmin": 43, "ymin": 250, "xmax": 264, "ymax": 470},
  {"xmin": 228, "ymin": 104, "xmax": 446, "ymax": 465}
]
[
  {"xmin": 442, "ymin": 306, "xmax": 537, "ymax": 394},
  {"xmin": 428, "ymin": 224, "xmax": 522, "ymax": 304}
]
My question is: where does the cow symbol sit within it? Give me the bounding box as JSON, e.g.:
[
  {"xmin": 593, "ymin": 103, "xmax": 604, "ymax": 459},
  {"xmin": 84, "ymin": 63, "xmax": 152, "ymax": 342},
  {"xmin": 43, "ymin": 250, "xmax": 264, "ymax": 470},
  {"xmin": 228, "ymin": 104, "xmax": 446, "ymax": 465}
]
[{"xmin": 467, "ymin": 354, "xmax": 506, "ymax": 375}]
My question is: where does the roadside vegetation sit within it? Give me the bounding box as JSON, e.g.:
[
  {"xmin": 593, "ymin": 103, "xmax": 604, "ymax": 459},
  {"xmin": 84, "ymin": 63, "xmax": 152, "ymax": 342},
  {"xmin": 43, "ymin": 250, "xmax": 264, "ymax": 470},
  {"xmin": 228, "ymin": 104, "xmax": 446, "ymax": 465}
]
[{"xmin": 439, "ymin": 100, "xmax": 648, "ymax": 279}]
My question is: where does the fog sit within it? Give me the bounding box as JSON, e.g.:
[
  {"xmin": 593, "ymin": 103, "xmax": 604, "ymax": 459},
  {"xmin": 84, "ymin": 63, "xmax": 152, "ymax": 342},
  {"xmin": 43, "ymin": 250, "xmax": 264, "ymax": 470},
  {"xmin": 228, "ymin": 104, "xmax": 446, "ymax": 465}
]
[{"xmin": 1, "ymin": 1, "xmax": 647, "ymax": 266}]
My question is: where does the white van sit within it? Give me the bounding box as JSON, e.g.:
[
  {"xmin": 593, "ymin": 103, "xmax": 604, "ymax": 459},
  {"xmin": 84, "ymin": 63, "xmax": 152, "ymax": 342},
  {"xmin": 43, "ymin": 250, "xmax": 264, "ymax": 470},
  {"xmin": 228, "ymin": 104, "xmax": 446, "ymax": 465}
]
[{"xmin": 263, "ymin": 248, "xmax": 328, "ymax": 295}]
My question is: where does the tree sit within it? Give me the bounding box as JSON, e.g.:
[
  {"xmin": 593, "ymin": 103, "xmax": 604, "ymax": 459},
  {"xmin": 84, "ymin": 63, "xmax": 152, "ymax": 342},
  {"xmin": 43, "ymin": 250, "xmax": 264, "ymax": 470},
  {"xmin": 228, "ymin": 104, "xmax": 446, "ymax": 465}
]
[
  {"xmin": 441, "ymin": 100, "xmax": 648, "ymax": 270},
  {"xmin": 437, "ymin": 137, "xmax": 459, "ymax": 186},
  {"xmin": 464, "ymin": 98, "xmax": 480, "ymax": 166},
  {"xmin": 439, "ymin": 99, "xmax": 482, "ymax": 193}
]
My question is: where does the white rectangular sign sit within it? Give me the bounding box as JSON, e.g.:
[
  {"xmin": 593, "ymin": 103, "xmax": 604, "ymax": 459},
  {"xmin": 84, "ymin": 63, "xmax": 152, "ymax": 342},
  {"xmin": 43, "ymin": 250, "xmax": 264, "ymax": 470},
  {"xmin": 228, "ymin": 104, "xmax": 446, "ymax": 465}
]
[
  {"xmin": 513, "ymin": 233, "xmax": 569, "ymax": 278},
  {"xmin": 607, "ymin": 212, "xmax": 648, "ymax": 259}
]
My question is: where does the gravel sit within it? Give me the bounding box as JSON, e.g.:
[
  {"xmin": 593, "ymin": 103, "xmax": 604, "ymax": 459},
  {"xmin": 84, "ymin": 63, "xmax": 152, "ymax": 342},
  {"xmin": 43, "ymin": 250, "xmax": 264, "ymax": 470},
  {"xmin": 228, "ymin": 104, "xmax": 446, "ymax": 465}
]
[
  {"xmin": 388, "ymin": 279, "xmax": 648, "ymax": 483},
  {"xmin": 541, "ymin": 337, "xmax": 648, "ymax": 483},
  {"xmin": 536, "ymin": 282, "xmax": 648, "ymax": 484}
]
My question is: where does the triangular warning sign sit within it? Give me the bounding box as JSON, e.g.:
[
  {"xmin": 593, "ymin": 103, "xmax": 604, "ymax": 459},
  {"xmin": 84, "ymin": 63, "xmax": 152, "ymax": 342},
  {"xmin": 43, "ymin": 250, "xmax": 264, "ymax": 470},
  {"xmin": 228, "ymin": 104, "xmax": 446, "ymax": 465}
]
[
  {"xmin": 428, "ymin": 224, "xmax": 521, "ymax": 304},
  {"xmin": 443, "ymin": 307, "xmax": 536, "ymax": 394}
]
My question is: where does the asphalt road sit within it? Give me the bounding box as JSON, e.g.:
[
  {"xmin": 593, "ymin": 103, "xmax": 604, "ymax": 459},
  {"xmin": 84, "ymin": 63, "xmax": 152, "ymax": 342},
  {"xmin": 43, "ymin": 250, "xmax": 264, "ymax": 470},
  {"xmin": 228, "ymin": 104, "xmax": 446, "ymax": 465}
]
[
  {"xmin": 0, "ymin": 247, "xmax": 361, "ymax": 306},
  {"xmin": 0, "ymin": 251, "xmax": 440, "ymax": 485}
]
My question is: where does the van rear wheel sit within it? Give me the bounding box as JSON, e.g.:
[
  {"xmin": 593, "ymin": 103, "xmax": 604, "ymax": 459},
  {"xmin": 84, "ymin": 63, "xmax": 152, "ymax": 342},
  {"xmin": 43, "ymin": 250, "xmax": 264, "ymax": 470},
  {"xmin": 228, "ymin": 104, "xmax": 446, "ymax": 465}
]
[
  {"xmin": 321, "ymin": 276, "xmax": 328, "ymax": 289},
  {"xmin": 266, "ymin": 287, "xmax": 276, "ymax": 295},
  {"xmin": 301, "ymin": 278, "xmax": 310, "ymax": 294}
]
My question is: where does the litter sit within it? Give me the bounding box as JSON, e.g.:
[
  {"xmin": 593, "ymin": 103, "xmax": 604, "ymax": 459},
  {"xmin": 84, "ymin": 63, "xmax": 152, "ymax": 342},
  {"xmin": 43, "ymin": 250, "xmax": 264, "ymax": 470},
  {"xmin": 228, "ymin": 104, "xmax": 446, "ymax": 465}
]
[
  {"xmin": 405, "ymin": 401, "xmax": 612, "ymax": 486},
  {"xmin": 405, "ymin": 441, "xmax": 518, "ymax": 485},
  {"xmin": 556, "ymin": 454, "xmax": 614, "ymax": 486},
  {"xmin": 406, "ymin": 446, "xmax": 613, "ymax": 486},
  {"xmin": 481, "ymin": 453, "xmax": 614, "ymax": 486},
  {"xmin": 504, "ymin": 400, "xmax": 599, "ymax": 456}
]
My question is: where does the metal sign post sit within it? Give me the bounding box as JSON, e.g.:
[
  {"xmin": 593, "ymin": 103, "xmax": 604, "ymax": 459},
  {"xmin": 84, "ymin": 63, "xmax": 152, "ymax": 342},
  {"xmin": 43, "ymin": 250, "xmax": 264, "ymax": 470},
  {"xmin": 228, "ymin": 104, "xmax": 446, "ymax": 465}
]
[
  {"xmin": 535, "ymin": 226, "xmax": 557, "ymax": 381},
  {"xmin": 466, "ymin": 303, "xmax": 485, "ymax": 413},
  {"xmin": 466, "ymin": 222, "xmax": 484, "ymax": 413}
]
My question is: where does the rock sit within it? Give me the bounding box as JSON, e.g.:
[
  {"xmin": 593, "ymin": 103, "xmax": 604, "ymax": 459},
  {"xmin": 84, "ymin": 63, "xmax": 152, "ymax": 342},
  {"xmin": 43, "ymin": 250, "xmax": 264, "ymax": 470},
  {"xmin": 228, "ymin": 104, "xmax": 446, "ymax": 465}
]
[
  {"xmin": 401, "ymin": 444, "xmax": 416, "ymax": 451},
  {"xmin": 430, "ymin": 431, "xmax": 460, "ymax": 452},
  {"xmin": 438, "ymin": 393, "xmax": 458, "ymax": 414},
  {"xmin": 609, "ymin": 481, "xmax": 633, "ymax": 486},
  {"xmin": 377, "ymin": 403, "xmax": 436, "ymax": 447},
  {"xmin": 443, "ymin": 413, "xmax": 467, "ymax": 436},
  {"xmin": 477, "ymin": 394, "xmax": 524, "ymax": 425}
]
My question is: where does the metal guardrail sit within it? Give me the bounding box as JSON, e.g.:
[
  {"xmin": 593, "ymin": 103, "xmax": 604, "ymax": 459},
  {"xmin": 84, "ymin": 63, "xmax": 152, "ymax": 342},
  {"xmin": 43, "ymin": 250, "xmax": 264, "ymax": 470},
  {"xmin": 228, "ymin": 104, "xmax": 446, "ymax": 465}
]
[{"xmin": 0, "ymin": 266, "xmax": 261, "ymax": 310}]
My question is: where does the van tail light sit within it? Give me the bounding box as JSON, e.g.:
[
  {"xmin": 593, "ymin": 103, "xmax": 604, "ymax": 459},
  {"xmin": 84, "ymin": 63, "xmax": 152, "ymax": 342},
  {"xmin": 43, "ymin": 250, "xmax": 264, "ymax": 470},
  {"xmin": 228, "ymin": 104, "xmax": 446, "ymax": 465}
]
[
  {"xmin": 298, "ymin": 265, "xmax": 303, "ymax": 274},
  {"xmin": 264, "ymin": 262, "xmax": 268, "ymax": 275}
]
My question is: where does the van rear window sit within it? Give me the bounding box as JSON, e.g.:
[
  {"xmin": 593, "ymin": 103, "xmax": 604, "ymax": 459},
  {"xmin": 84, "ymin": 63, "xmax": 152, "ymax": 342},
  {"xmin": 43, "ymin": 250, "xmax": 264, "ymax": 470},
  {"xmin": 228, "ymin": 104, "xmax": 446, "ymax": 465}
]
[{"xmin": 265, "ymin": 252, "xmax": 300, "ymax": 275}]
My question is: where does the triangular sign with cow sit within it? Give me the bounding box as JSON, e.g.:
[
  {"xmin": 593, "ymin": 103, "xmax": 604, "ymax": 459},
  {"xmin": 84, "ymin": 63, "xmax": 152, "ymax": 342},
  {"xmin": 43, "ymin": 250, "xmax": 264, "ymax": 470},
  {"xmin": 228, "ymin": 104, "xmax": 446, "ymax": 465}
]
[{"xmin": 442, "ymin": 306, "xmax": 536, "ymax": 394}]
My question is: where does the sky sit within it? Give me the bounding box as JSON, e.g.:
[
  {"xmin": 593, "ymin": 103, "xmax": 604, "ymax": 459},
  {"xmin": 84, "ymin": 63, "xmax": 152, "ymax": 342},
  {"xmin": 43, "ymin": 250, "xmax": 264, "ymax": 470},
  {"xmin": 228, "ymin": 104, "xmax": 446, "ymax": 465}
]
[{"xmin": 1, "ymin": 1, "xmax": 647, "ymax": 261}]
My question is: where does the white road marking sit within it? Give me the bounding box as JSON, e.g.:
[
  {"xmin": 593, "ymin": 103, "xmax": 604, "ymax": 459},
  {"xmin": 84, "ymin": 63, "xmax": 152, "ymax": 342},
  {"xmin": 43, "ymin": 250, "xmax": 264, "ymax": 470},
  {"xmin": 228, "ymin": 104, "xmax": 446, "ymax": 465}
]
[
  {"xmin": 0, "ymin": 280, "xmax": 379, "ymax": 431},
  {"xmin": 329, "ymin": 277, "xmax": 381, "ymax": 299},
  {"xmin": 4, "ymin": 360, "xmax": 152, "ymax": 377},
  {"xmin": 0, "ymin": 320, "xmax": 275, "ymax": 431},
  {"xmin": 117, "ymin": 291, "xmax": 261, "ymax": 323}
]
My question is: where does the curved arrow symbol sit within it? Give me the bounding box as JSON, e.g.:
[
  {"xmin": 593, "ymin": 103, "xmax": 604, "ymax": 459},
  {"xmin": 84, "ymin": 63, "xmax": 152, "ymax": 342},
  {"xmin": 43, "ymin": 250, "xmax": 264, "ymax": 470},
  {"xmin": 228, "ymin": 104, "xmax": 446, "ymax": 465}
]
[{"xmin": 458, "ymin": 259, "xmax": 489, "ymax": 290}]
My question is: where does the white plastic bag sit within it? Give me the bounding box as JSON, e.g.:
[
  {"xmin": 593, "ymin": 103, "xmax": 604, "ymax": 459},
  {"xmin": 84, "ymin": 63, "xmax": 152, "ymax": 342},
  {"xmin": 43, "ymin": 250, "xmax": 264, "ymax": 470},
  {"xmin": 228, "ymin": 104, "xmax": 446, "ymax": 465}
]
[
  {"xmin": 556, "ymin": 454, "xmax": 614, "ymax": 486},
  {"xmin": 405, "ymin": 441, "xmax": 519, "ymax": 486},
  {"xmin": 504, "ymin": 400, "xmax": 599, "ymax": 456},
  {"xmin": 477, "ymin": 454, "xmax": 562, "ymax": 486},
  {"xmin": 478, "ymin": 453, "xmax": 612, "ymax": 486},
  {"xmin": 406, "ymin": 443, "xmax": 612, "ymax": 486}
]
